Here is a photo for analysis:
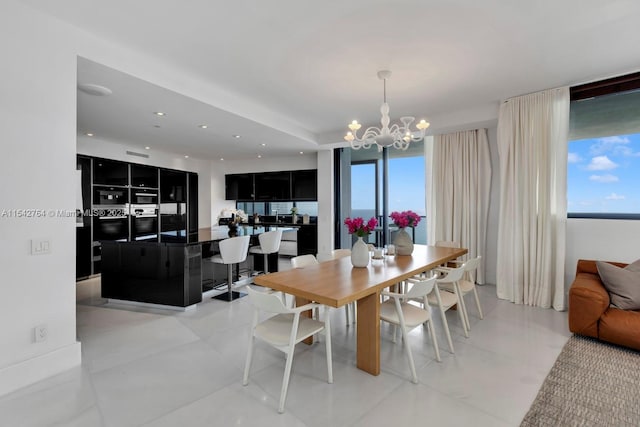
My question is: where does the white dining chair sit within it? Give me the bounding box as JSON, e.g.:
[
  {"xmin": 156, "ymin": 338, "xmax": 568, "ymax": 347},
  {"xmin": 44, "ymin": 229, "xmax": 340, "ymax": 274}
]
[
  {"xmin": 243, "ymin": 286, "xmax": 333, "ymax": 414},
  {"xmin": 290, "ymin": 254, "xmax": 318, "ymax": 269},
  {"xmin": 380, "ymin": 274, "xmax": 441, "ymax": 383},
  {"xmin": 438, "ymin": 256, "xmax": 484, "ymax": 322},
  {"xmin": 317, "ymin": 248, "xmax": 356, "ymax": 325},
  {"xmin": 423, "ymin": 264, "xmax": 468, "ymax": 353},
  {"xmin": 249, "ymin": 228, "xmax": 283, "ymax": 275},
  {"xmin": 208, "ymin": 235, "xmax": 251, "ymax": 301}
]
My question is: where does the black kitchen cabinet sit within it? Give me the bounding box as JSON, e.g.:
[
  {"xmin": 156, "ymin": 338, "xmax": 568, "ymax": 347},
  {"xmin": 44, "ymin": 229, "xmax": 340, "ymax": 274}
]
[
  {"xmin": 225, "ymin": 173, "xmax": 254, "ymax": 200},
  {"xmin": 292, "ymin": 169, "xmax": 317, "ymax": 200},
  {"xmin": 131, "ymin": 164, "xmax": 158, "ymax": 188},
  {"xmin": 188, "ymin": 172, "xmax": 198, "ymax": 234},
  {"xmin": 160, "ymin": 169, "xmax": 187, "ymax": 202},
  {"xmin": 297, "ymin": 225, "xmax": 318, "ymax": 255},
  {"xmin": 93, "ymin": 159, "xmax": 128, "ymax": 186},
  {"xmin": 255, "ymin": 171, "xmax": 291, "ymax": 200},
  {"xmin": 76, "ymin": 154, "xmax": 198, "ymax": 280}
]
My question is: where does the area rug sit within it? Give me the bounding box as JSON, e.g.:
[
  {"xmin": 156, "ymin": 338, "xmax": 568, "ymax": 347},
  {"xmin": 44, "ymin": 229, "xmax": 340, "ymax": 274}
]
[{"xmin": 521, "ymin": 335, "xmax": 640, "ymax": 426}]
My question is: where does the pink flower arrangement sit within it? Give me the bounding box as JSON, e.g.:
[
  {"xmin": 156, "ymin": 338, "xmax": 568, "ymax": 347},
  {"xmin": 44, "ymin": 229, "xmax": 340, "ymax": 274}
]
[
  {"xmin": 344, "ymin": 217, "xmax": 378, "ymax": 237},
  {"xmin": 390, "ymin": 210, "xmax": 421, "ymax": 228}
]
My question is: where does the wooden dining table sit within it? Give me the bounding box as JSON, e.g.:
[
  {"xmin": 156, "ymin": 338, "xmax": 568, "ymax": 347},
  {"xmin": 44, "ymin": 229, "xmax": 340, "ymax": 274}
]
[{"xmin": 252, "ymin": 244, "xmax": 468, "ymax": 376}]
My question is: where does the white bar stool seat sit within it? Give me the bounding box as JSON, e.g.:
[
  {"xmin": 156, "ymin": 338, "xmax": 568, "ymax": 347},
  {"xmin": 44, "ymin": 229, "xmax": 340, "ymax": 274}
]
[{"xmin": 209, "ymin": 235, "xmax": 251, "ymax": 302}]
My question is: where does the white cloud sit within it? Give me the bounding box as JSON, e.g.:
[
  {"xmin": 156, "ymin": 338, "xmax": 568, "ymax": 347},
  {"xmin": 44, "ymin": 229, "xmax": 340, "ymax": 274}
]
[
  {"xmin": 567, "ymin": 152, "xmax": 582, "ymax": 163},
  {"xmin": 589, "ymin": 136, "xmax": 630, "ymax": 155},
  {"xmin": 605, "ymin": 193, "xmax": 625, "ymax": 200},
  {"xmin": 589, "ymin": 174, "xmax": 619, "ymax": 183},
  {"xmin": 587, "ymin": 156, "xmax": 618, "ymax": 171}
]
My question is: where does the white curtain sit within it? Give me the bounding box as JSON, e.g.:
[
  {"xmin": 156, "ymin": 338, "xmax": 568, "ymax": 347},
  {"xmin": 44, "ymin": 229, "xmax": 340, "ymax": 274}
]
[
  {"xmin": 496, "ymin": 87, "xmax": 569, "ymax": 310},
  {"xmin": 426, "ymin": 129, "xmax": 491, "ymax": 284}
]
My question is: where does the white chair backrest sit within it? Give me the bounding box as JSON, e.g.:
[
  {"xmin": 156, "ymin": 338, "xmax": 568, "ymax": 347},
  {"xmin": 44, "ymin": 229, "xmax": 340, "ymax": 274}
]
[
  {"xmin": 405, "ymin": 275, "xmax": 437, "ymax": 299},
  {"xmin": 436, "ymin": 264, "xmax": 465, "ymax": 283},
  {"xmin": 219, "ymin": 235, "xmax": 251, "ymax": 264},
  {"xmin": 463, "ymin": 256, "xmax": 481, "ymax": 272},
  {"xmin": 291, "ymin": 254, "xmax": 318, "ymax": 269},
  {"xmin": 258, "ymin": 229, "xmax": 283, "ymax": 253},
  {"xmin": 331, "ymin": 248, "xmax": 351, "ymax": 258},
  {"xmin": 246, "ymin": 286, "xmax": 290, "ymax": 314},
  {"xmin": 435, "ymin": 240, "xmax": 460, "ymax": 248}
]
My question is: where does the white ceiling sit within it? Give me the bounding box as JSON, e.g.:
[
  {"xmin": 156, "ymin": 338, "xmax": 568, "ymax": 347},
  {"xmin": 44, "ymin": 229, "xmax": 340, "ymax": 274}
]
[{"xmin": 23, "ymin": 0, "xmax": 640, "ymax": 160}]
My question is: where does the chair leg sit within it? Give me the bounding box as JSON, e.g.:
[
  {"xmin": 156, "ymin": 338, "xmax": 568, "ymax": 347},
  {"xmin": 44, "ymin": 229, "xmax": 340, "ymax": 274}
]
[
  {"xmin": 227, "ymin": 264, "xmax": 234, "ymax": 300},
  {"xmin": 433, "ymin": 288, "xmax": 455, "ymax": 354},
  {"xmin": 427, "ymin": 319, "xmax": 441, "ymax": 362},
  {"xmin": 324, "ymin": 308, "xmax": 333, "ymax": 384},
  {"xmin": 242, "ymin": 335, "xmax": 255, "ymax": 386},
  {"xmin": 473, "ymin": 287, "xmax": 484, "ymax": 319},
  {"xmin": 345, "ymin": 304, "xmax": 350, "ymax": 326},
  {"xmin": 455, "ymin": 283, "xmax": 471, "ymax": 334},
  {"xmin": 279, "ymin": 348, "xmax": 295, "ymax": 413}
]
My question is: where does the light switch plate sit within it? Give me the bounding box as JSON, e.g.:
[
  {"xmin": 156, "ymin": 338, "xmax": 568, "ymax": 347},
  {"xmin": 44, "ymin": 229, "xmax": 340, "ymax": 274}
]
[{"xmin": 31, "ymin": 239, "xmax": 51, "ymax": 255}]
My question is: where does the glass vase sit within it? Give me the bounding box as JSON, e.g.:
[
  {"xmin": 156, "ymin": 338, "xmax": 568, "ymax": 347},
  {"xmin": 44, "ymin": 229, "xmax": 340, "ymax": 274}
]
[
  {"xmin": 393, "ymin": 228, "xmax": 414, "ymax": 255},
  {"xmin": 351, "ymin": 236, "xmax": 370, "ymax": 267}
]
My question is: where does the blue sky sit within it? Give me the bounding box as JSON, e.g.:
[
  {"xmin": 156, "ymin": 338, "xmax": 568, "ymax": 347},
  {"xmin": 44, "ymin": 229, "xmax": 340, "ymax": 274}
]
[
  {"xmin": 568, "ymin": 133, "xmax": 640, "ymax": 213},
  {"xmin": 351, "ymin": 156, "xmax": 426, "ymax": 215}
]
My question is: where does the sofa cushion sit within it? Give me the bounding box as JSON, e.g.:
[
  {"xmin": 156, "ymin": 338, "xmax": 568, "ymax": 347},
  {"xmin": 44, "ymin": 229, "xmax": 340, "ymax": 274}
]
[
  {"xmin": 599, "ymin": 307, "xmax": 640, "ymax": 351},
  {"xmin": 596, "ymin": 260, "xmax": 640, "ymax": 310}
]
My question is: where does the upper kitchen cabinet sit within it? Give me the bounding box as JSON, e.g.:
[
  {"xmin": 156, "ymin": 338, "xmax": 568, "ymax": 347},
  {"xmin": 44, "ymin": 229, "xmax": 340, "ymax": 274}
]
[
  {"xmin": 291, "ymin": 169, "xmax": 317, "ymax": 200},
  {"xmin": 160, "ymin": 169, "xmax": 187, "ymax": 202},
  {"xmin": 131, "ymin": 164, "xmax": 159, "ymax": 188},
  {"xmin": 225, "ymin": 173, "xmax": 254, "ymax": 201},
  {"xmin": 93, "ymin": 159, "xmax": 128, "ymax": 186},
  {"xmin": 255, "ymin": 171, "xmax": 291, "ymax": 200}
]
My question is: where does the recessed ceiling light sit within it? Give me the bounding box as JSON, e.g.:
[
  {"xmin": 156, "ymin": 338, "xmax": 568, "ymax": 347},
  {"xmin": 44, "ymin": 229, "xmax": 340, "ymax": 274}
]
[
  {"xmin": 184, "ymin": 155, "xmax": 189, "ymax": 159},
  {"xmin": 153, "ymin": 125, "xmax": 161, "ymax": 128},
  {"xmin": 220, "ymin": 158, "xmax": 224, "ymax": 161},
  {"xmin": 260, "ymin": 143, "xmax": 266, "ymax": 147},
  {"xmin": 233, "ymin": 135, "xmax": 241, "ymax": 139},
  {"xmin": 77, "ymin": 83, "xmax": 112, "ymax": 96},
  {"xmin": 86, "ymin": 133, "xmax": 94, "ymax": 137},
  {"xmin": 198, "ymin": 124, "xmax": 208, "ymax": 129},
  {"xmin": 154, "ymin": 112, "xmax": 166, "ymax": 116},
  {"xmin": 145, "ymin": 146, "xmax": 150, "ymax": 150},
  {"xmin": 257, "ymin": 155, "xmax": 262, "ymax": 158},
  {"xmin": 300, "ymin": 151, "xmax": 304, "ymax": 155}
]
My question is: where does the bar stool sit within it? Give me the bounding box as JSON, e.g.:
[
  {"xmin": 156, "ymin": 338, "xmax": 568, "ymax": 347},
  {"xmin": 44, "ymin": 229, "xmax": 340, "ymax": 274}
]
[
  {"xmin": 249, "ymin": 229, "xmax": 283, "ymax": 275},
  {"xmin": 210, "ymin": 235, "xmax": 251, "ymax": 301}
]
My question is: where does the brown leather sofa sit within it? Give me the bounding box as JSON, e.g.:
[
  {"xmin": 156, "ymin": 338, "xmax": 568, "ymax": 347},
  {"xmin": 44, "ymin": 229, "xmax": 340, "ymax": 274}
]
[{"xmin": 569, "ymin": 259, "xmax": 640, "ymax": 351}]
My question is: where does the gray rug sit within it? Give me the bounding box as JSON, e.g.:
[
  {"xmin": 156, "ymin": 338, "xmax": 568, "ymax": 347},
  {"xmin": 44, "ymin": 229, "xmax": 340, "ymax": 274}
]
[{"xmin": 521, "ymin": 335, "xmax": 640, "ymax": 426}]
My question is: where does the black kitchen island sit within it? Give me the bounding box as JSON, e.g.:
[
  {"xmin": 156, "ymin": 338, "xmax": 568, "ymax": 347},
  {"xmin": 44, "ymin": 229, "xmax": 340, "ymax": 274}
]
[{"xmin": 100, "ymin": 225, "xmax": 300, "ymax": 309}]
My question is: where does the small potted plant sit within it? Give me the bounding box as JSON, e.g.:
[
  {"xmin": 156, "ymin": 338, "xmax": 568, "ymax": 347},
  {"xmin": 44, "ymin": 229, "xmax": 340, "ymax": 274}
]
[
  {"xmin": 344, "ymin": 216, "xmax": 378, "ymax": 267},
  {"xmin": 290, "ymin": 206, "xmax": 298, "ymax": 224}
]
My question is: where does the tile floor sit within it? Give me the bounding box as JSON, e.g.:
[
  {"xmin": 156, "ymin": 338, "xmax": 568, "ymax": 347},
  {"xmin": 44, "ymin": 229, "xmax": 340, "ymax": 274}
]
[{"xmin": 0, "ymin": 259, "xmax": 571, "ymax": 426}]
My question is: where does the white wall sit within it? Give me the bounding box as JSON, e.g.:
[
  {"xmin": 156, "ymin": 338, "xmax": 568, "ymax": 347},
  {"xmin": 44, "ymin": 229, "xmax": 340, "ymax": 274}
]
[
  {"xmin": 565, "ymin": 219, "xmax": 640, "ymax": 286},
  {"xmin": 77, "ymin": 136, "xmax": 213, "ymax": 227},
  {"xmin": 0, "ymin": 1, "xmax": 81, "ymax": 395}
]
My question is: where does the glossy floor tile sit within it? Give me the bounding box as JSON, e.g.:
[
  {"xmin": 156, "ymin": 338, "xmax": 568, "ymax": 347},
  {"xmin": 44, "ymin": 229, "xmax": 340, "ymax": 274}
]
[{"xmin": 0, "ymin": 260, "xmax": 572, "ymax": 427}]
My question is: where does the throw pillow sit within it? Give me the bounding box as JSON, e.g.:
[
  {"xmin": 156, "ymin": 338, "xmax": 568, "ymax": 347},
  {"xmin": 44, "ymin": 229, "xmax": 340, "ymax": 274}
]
[{"xmin": 596, "ymin": 260, "xmax": 640, "ymax": 310}]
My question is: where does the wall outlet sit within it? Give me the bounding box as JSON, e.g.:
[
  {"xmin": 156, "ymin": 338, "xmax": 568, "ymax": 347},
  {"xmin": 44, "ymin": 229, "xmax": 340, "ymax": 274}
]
[
  {"xmin": 33, "ymin": 324, "xmax": 48, "ymax": 343},
  {"xmin": 31, "ymin": 239, "xmax": 51, "ymax": 255}
]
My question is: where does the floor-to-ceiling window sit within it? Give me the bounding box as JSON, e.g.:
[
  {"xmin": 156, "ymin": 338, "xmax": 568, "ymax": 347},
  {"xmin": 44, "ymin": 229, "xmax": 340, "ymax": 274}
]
[{"xmin": 342, "ymin": 140, "xmax": 426, "ymax": 247}]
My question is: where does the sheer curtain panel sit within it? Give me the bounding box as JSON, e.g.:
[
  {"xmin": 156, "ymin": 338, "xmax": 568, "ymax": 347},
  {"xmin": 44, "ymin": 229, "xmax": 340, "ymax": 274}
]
[
  {"xmin": 427, "ymin": 129, "xmax": 491, "ymax": 284},
  {"xmin": 496, "ymin": 87, "xmax": 569, "ymax": 310}
]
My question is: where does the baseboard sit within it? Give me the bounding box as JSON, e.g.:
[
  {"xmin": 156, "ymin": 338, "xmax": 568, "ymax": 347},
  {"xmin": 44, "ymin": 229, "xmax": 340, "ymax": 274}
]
[{"xmin": 0, "ymin": 341, "xmax": 81, "ymax": 397}]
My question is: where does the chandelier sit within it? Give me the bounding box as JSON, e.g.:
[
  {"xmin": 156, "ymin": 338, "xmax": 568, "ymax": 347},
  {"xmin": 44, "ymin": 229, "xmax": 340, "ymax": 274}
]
[{"xmin": 344, "ymin": 70, "xmax": 429, "ymax": 151}]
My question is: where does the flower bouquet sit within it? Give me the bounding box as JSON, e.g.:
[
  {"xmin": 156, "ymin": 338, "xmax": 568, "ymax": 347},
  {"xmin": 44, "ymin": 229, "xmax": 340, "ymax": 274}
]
[
  {"xmin": 389, "ymin": 210, "xmax": 420, "ymax": 255},
  {"xmin": 389, "ymin": 210, "xmax": 421, "ymax": 228},
  {"xmin": 344, "ymin": 216, "xmax": 378, "ymax": 267},
  {"xmin": 344, "ymin": 216, "xmax": 378, "ymax": 237}
]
